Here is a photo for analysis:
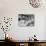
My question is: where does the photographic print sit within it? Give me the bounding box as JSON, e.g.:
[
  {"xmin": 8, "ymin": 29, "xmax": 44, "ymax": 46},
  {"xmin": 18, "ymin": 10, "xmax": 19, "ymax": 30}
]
[{"xmin": 18, "ymin": 14, "xmax": 35, "ymax": 27}]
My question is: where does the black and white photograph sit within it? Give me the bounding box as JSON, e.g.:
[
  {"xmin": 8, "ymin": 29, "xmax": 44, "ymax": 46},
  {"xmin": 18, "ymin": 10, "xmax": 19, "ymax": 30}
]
[{"xmin": 18, "ymin": 14, "xmax": 35, "ymax": 27}]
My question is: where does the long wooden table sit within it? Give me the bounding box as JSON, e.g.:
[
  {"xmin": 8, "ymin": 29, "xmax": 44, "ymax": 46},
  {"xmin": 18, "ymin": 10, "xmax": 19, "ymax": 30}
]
[{"xmin": 5, "ymin": 39, "xmax": 46, "ymax": 46}]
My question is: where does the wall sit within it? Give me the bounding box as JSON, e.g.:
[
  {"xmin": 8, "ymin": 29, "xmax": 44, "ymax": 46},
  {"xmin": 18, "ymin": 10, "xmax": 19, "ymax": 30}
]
[{"xmin": 0, "ymin": 0, "xmax": 46, "ymax": 40}]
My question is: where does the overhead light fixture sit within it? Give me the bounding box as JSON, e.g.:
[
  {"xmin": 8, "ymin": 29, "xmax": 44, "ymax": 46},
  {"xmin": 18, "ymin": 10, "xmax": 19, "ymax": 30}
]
[{"xmin": 29, "ymin": 0, "xmax": 43, "ymax": 8}]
